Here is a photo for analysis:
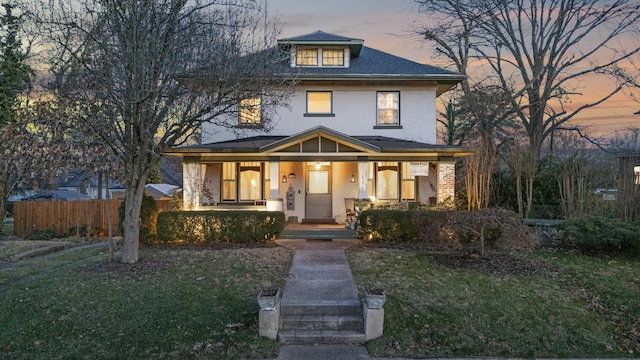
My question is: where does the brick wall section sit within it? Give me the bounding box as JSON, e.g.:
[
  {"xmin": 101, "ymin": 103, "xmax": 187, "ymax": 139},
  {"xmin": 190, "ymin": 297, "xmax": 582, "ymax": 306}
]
[{"xmin": 437, "ymin": 162, "xmax": 456, "ymax": 203}]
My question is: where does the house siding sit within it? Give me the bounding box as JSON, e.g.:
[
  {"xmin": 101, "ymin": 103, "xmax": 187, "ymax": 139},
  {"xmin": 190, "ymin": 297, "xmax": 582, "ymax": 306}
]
[{"xmin": 201, "ymin": 84, "xmax": 437, "ymax": 144}]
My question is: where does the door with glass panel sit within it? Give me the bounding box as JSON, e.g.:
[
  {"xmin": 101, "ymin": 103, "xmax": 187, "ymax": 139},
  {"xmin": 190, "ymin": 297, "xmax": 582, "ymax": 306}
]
[{"xmin": 306, "ymin": 162, "xmax": 332, "ymax": 219}]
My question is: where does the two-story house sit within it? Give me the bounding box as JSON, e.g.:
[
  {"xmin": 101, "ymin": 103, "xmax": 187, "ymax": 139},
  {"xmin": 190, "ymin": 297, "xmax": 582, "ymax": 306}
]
[{"xmin": 166, "ymin": 31, "xmax": 471, "ymax": 223}]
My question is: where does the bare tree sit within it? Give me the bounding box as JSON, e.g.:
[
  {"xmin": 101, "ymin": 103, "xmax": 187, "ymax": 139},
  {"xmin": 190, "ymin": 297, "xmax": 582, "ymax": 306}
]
[
  {"xmin": 36, "ymin": 0, "xmax": 293, "ymax": 263},
  {"xmin": 415, "ymin": 0, "xmax": 640, "ymax": 205}
]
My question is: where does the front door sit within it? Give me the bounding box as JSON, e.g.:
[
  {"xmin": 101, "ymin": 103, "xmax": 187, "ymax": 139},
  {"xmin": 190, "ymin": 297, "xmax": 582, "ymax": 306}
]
[{"xmin": 306, "ymin": 162, "xmax": 332, "ymax": 219}]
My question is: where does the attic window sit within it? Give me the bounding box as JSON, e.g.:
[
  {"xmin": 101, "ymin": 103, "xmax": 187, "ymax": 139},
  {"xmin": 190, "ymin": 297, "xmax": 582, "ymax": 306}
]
[
  {"xmin": 296, "ymin": 48, "xmax": 318, "ymax": 66},
  {"xmin": 322, "ymin": 49, "xmax": 344, "ymax": 66}
]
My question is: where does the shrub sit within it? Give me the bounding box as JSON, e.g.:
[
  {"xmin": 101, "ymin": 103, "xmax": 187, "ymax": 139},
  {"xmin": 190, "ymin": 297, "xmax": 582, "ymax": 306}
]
[
  {"xmin": 156, "ymin": 211, "xmax": 285, "ymax": 244},
  {"xmin": 454, "ymin": 208, "xmax": 534, "ymax": 252},
  {"xmin": 27, "ymin": 229, "xmax": 63, "ymax": 241},
  {"xmin": 359, "ymin": 208, "xmax": 533, "ymax": 252},
  {"xmin": 118, "ymin": 193, "xmax": 160, "ymax": 244},
  {"xmin": 559, "ymin": 216, "xmax": 640, "ymax": 254}
]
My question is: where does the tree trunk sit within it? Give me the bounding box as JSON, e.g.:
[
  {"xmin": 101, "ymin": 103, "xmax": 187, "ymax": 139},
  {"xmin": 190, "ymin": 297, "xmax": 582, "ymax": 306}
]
[
  {"xmin": 105, "ymin": 174, "xmax": 114, "ymax": 262},
  {"xmin": 0, "ymin": 173, "xmax": 6, "ymax": 234},
  {"xmin": 97, "ymin": 171, "xmax": 103, "ymax": 200},
  {"xmin": 516, "ymin": 175, "xmax": 523, "ymax": 216},
  {"xmin": 121, "ymin": 173, "xmax": 147, "ymax": 264}
]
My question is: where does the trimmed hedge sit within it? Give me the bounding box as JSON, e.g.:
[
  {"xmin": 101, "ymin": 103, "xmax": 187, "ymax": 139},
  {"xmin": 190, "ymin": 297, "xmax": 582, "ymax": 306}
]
[
  {"xmin": 156, "ymin": 210, "xmax": 285, "ymax": 243},
  {"xmin": 559, "ymin": 216, "xmax": 640, "ymax": 254}
]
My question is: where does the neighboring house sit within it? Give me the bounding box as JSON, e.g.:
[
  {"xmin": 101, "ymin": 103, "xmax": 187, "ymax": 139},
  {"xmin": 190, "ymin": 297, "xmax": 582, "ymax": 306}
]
[
  {"xmin": 24, "ymin": 190, "xmax": 91, "ymax": 201},
  {"xmin": 145, "ymin": 184, "xmax": 180, "ymax": 200},
  {"xmin": 58, "ymin": 170, "xmax": 125, "ymax": 200},
  {"xmin": 166, "ymin": 31, "xmax": 472, "ymax": 223}
]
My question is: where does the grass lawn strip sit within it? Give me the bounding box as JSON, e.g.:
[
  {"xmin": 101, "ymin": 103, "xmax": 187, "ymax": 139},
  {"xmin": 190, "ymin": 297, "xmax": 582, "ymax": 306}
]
[
  {"xmin": 0, "ymin": 239, "xmax": 72, "ymax": 262},
  {"xmin": 0, "ymin": 245, "xmax": 292, "ymax": 359},
  {"xmin": 347, "ymin": 246, "xmax": 640, "ymax": 358}
]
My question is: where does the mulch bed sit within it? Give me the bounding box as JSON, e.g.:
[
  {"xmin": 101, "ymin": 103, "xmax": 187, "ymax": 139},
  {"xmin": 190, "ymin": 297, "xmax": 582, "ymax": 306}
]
[{"xmin": 430, "ymin": 253, "xmax": 559, "ymax": 277}]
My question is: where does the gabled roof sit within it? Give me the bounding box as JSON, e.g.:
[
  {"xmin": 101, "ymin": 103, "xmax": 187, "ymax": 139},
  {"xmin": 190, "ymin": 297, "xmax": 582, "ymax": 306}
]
[{"xmin": 259, "ymin": 126, "xmax": 380, "ymax": 152}]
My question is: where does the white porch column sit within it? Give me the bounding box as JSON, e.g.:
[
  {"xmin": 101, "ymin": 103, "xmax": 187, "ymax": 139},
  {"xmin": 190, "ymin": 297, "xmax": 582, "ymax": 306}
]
[
  {"xmin": 358, "ymin": 161, "xmax": 368, "ymax": 199},
  {"xmin": 437, "ymin": 162, "xmax": 456, "ymax": 203},
  {"xmin": 183, "ymin": 162, "xmax": 202, "ymax": 210},
  {"xmin": 269, "ymin": 162, "xmax": 280, "ymax": 199}
]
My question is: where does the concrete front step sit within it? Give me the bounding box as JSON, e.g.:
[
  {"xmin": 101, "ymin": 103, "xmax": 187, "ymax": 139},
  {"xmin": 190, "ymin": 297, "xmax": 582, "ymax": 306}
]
[
  {"xmin": 280, "ymin": 301, "xmax": 362, "ymax": 317},
  {"xmin": 278, "ymin": 229, "xmax": 359, "ymax": 240},
  {"xmin": 280, "ymin": 314, "xmax": 364, "ymax": 331},
  {"xmin": 279, "ymin": 329, "xmax": 366, "ymax": 345}
]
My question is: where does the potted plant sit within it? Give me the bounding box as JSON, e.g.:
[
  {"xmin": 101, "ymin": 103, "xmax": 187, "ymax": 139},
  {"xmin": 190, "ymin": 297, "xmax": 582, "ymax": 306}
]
[
  {"xmin": 257, "ymin": 284, "xmax": 280, "ymax": 311},
  {"xmin": 363, "ymin": 285, "xmax": 386, "ymax": 309}
]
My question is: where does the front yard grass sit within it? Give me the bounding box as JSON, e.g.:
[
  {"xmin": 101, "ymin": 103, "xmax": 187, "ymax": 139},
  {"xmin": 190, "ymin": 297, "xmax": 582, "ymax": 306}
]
[
  {"xmin": 348, "ymin": 246, "xmax": 640, "ymax": 358},
  {"xmin": 0, "ymin": 245, "xmax": 292, "ymax": 359}
]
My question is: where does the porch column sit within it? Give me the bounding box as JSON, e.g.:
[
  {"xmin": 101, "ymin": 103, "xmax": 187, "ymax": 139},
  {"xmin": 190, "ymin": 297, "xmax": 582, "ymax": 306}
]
[
  {"xmin": 358, "ymin": 161, "xmax": 368, "ymax": 199},
  {"xmin": 437, "ymin": 162, "xmax": 455, "ymax": 203},
  {"xmin": 269, "ymin": 162, "xmax": 280, "ymax": 199},
  {"xmin": 183, "ymin": 162, "xmax": 202, "ymax": 210}
]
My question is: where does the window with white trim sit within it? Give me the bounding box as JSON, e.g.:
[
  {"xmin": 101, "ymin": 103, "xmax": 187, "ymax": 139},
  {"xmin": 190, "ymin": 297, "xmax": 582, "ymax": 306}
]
[
  {"xmin": 376, "ymin": 92, "xmax": 399, "ymax": 126},
  {"xmin": 296, "ymin": 48, "xmax": 318, "ymax": 66},
  {"xmin": 322, "ymin": 49, "xmax": 344, "ymax": 66},
  {"xmin": 634, "ymin": 165, "xmax": 640, "ymax": 185}
]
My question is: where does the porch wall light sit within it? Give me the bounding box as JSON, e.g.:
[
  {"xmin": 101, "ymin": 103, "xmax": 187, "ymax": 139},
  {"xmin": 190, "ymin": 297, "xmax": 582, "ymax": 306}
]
[
  {"xmin": 288, "ymin": 172, "xmax": 296, "ymax": 179},
  {"xmin": 350, "ymin": 174, "xmax": 356, "ymax": 183},
  {"xmin": 282, "ymin": 175, "xmax": 287, "ymax": 183}
]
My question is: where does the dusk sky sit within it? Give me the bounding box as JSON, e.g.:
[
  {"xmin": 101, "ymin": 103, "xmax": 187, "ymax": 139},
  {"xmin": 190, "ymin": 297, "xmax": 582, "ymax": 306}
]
[{"xmin": 269, "ymin": 0, "xmax": 640, "ymax": 138}]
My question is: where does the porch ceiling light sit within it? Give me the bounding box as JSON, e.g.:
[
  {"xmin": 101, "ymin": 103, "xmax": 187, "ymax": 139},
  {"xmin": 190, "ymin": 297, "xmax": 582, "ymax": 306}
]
[
  {"xmin": 315, "ymin": 162, "xmax": 321, "ymax": 170},
  {"xmin": 282, "ymin": 175, "xmax": 287, "ymax": 183}
]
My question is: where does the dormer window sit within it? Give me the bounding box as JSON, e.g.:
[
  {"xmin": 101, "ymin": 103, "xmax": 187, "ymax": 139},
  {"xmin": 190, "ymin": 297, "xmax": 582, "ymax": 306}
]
[
  {"xmin": 322, "ymin": 49, "xmax": 344, "ymax": 66},
  {"xmin": 296, "ymin": 49, "xmax": 318, "ymax": 66},
  {"xmin": 294, "ymin": 47, "xmax": 348, "ymax": 68}
]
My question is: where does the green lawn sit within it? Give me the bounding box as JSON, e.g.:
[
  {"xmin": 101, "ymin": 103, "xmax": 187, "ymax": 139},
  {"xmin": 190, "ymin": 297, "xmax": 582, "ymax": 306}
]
[
  {"xmin": 3, "ymin": 242, "xmax": 639, "ymax": 359},
  {"xmin": 348, "ymin": 246, "xmax": 640, "ymax": 358},
  {"xmin": 0, "ymin": 245, "xmax": 292, "ymax": 360}
]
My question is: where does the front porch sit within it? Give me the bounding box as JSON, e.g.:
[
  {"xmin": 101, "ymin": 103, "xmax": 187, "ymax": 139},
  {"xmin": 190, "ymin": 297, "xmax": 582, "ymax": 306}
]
[{"xmin": 167, "ymin": 126, "xmax": 473, "ymax": 223}]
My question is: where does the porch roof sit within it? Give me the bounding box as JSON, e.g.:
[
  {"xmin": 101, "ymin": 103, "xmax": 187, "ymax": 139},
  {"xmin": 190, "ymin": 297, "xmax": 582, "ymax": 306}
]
[{"xmin": 165, "ymin": 126, "xmax": 475, "ymax": 160}]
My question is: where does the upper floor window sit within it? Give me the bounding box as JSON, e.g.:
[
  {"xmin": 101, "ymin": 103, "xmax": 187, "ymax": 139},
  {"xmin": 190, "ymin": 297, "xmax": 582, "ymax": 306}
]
[
  {"xmin": 239, "ymin": 97, "xmax": 261, "ymax": 126},
  {"xmin": 305, "ymin": 91, "xmax": 333, "ymax": 116},
  {"xmin": 296, "ymin": 48, "xmax": 318, "ymax": 66},
  {"xmin": 376, "ymin": 92, "xmax": 399, "ymax": 126},
  {"xmin": 635, "ymin": 165, "xmax": 640, "ymax": 185},
  {"xmin": 322, "ymin": 49, "xmax": 344, "ymax": 66}
]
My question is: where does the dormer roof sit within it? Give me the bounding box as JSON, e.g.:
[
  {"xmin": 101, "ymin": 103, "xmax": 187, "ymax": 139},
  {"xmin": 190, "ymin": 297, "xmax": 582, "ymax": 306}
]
[{"xmin": 278, "ymin": 30, "xmax": 364, "ymax": 57}]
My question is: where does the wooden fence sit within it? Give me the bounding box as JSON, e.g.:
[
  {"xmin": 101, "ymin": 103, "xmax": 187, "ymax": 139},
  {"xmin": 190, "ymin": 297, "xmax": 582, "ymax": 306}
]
[{"xmin": 13, "ymin": 199, "xmax": 171, "ymax": 237}]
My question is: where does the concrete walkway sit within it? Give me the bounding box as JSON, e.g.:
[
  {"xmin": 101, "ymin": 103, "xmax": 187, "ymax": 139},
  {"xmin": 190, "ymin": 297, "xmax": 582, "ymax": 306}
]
[
  {"xmin": 275, "ymin": 239, "xmax": 371, "ymax": 359},
  {"xmin": 276, "ymin": 239, "xmax": 359, "ymax": 306}
]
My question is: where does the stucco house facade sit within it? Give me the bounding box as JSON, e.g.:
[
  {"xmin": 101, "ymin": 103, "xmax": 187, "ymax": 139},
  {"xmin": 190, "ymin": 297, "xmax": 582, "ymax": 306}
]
[{"xmin": 166, "ymin": 31, "xmax": 471, "ymax": 223}]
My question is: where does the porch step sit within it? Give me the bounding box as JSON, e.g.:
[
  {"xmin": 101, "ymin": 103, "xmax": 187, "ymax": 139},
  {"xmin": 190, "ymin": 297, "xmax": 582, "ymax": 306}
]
[
  {"xmin": 279, "ymin": 301, "xmax": 365, "ymax": 345},
  {"xmin": 280, "ymin": 314, "xmax": 364, "ymax": 331},
  {"xmin": 279, "ymin": 329, "xmax": 366, "ymax": 345},
  {"xmin": 278, "ymin": 229, "xmax": 359, "ymax": 240}
]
